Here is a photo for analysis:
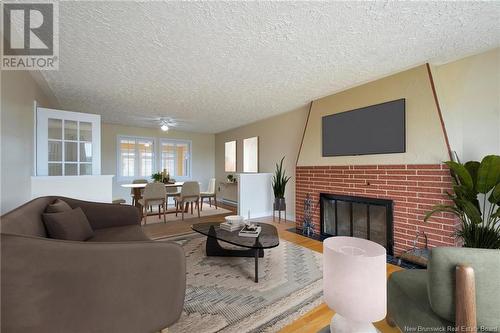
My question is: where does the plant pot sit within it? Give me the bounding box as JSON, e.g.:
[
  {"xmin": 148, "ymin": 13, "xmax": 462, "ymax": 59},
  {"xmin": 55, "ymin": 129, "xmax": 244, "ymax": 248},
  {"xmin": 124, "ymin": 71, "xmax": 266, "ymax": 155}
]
[{"xmin": 274, "ymin": 198, "xmax": 286, "ymax": 211}]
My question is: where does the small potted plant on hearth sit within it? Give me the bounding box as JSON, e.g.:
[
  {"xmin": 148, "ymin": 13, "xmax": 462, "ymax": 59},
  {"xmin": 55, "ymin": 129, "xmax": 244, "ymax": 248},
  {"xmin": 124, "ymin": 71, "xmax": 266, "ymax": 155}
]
[{"xmin": 272, "ymin": 156, "xmax": 291, "ymax": 214}]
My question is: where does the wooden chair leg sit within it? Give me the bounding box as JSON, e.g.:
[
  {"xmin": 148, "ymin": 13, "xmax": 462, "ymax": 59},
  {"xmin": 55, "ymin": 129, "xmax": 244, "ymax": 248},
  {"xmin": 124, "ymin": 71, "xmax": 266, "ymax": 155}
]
[
  {"xmin": 456, "ymin": 265, "xmax": 476, "ymax": 332},
  {"xmin": 182, "ymin": 204, "xmax": 184, "ymax": 220},
  {"xmin": 209, "ymin": 197, "xmax": 212, "ymax": 207},
  {"xmin": 163, "ymin": 202, "xmax": 167, "ymax": 223},
  {"xmin": 200, "ymin": 197, "xmax": 203, "ymax": 211},
  {"xmin": 197, "ymin": 199, "xmax": 200, "ymax": 218},
  {"xmin": 143, "ymin": 202, "xmax": 147, "ymax": 225},
  {"xmin": 191, "ymin": 202, "xmax": 194, "ymax": 214}
]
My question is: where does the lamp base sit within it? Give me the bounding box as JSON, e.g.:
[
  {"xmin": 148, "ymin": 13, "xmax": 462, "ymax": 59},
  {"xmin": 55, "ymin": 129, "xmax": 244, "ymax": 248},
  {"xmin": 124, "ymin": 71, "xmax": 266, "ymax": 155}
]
[{"xmin": 330, "ymin": 314, "xmax": 379, "ymax": 333}]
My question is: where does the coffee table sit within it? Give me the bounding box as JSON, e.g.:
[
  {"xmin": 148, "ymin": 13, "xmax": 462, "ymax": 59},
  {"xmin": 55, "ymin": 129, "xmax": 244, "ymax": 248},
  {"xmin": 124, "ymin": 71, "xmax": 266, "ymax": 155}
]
[{"xmin": 191, "ymin": 222, "xmax": 279, "ymax": 282}]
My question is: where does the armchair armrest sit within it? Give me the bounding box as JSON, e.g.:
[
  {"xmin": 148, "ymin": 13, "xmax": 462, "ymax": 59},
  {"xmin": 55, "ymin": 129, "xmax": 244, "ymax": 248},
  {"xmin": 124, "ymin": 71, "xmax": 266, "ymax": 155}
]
[
  {"xmin": 62, "ymin": 197, "xmax": 141, "ymax": 229},
  {"xmin": 1, "ymin": 233, "xmax": 186, "ymax": 333},
  {"xmin": 456, "ymin": 265, "xmax": 477, "ymax": 332}
]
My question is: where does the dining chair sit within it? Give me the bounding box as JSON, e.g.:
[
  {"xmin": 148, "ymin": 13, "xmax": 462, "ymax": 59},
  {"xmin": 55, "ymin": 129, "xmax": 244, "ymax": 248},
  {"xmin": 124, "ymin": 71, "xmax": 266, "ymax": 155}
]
[
  {"xmin": 200, "ymin": 178, "xmax": 217, "ymax": 211},
  {"xmin": 176, "ymin": 181, "xmax": 200, "ymax": 220},
  {"xmin": 138, "ymin": 183, "xmax": 167, "ymax": 225},
  {"xmin": 166, "ymin": 185, "xmax": 181, "ymax": 209},
  {"xmin": 130, "ymin": 179, "xmax": 148, "ymax": 206}
]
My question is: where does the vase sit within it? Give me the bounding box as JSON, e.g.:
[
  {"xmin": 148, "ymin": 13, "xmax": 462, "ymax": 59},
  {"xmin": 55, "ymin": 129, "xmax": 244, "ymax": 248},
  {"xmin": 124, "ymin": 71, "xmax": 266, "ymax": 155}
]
[{"xmin": 274, "ymin": 197, "xmax": 286, "ymax": 211}]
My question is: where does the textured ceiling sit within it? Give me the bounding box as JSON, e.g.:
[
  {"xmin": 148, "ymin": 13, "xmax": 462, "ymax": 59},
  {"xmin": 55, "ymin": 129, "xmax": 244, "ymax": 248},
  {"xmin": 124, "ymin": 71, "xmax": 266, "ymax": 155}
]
[{"xmin": 41, "ymin": 1, "xmax": 500, "ymax": 133}]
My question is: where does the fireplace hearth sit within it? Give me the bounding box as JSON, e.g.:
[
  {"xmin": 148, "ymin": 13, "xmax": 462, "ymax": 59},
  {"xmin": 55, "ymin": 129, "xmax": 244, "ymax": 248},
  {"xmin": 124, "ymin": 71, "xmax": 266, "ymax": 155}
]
[{"xmin": 320, "ymin": 193, "xmax": 394, "ymax": 255}]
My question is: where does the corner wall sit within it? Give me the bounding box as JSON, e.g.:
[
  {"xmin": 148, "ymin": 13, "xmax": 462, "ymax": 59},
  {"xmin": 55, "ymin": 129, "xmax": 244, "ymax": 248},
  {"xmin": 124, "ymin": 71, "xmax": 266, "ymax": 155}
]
[
  {"xmin": 1, "ymin": 71, "xmax": 60, "ymax": 214},
  {"xmin": 432, "ymin": 47, "xmax": 500, "ymax": 161},
  {"xmin": 214, "ymin": 106, "xmax": 310, "ymax": 220}
]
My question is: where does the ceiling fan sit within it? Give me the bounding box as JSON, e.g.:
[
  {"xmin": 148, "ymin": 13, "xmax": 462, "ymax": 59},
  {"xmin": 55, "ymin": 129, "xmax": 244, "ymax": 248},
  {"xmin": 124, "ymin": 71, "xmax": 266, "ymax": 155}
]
[{"xmin": 127, "ymin": 114, "xmax": 185, "ymax": 132}]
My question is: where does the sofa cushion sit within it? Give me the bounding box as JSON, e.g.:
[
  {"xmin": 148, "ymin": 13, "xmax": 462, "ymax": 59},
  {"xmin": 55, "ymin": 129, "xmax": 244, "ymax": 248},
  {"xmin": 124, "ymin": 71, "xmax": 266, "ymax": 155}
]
[
  {"xmin": 45, "ymin": 199, "xmax": 72, "ymax": 213},
  {"xmin": 87, "ymin": 225, "xmax": 150, "ymax": 242},
  {"xmin": 388, "ymin": 269, "xmax": 451, "ymax": 332},
  {"xmin": 43, "ymin": 207, "xmax": 94, "ymax": 241},
  {"xmin": 427, "ymin": 247, "xmax": 500, "ymax": 328}
]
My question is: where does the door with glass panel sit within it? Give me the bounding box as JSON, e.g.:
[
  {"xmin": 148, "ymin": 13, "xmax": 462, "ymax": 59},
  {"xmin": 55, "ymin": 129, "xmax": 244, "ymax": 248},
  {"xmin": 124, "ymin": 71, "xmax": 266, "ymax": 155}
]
[{"xmin": 36, "ymin": 108, "xmax": 101, "ymax": 176}]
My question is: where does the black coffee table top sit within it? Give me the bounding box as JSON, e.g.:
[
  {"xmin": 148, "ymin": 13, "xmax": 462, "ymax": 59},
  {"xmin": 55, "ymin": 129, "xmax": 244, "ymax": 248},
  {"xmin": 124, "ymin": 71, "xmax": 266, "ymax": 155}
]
[{"xmin": 191, "ymin": 222, "xmax": 279, "ymax": 249}]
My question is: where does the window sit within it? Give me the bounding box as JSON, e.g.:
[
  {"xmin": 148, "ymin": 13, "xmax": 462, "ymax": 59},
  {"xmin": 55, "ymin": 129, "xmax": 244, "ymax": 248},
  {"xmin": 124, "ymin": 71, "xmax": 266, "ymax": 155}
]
[
  {"xmin": 36, "ymin": 107, "xmax": 101, "ymax": 176},
  {"xmin": 225, "ymin": 140, "xmax": 236, "ymax": 172},
  {"xmin": 117, "ymin": 136, "xmax": 154, "ymax": 179},
  {"xmin": 160, "ymin": 139, "xmax": 191, "ymax": 179},
  {"xmin": 243, "ymin": 136, "xmax": 258, "ymax": 172}
]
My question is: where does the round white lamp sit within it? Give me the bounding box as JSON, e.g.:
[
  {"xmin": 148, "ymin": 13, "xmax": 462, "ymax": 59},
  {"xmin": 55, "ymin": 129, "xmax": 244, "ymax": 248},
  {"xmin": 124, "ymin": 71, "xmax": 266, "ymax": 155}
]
[{"xmin": 323, "ymin": 236, "xmax": 386, "ymax": 333}]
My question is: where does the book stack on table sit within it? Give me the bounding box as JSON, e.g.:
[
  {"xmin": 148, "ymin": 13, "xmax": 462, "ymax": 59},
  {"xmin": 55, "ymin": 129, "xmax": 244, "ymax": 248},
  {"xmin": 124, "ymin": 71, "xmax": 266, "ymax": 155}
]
[
  {"xmin": 220, "ymin": 222, "xmax": 240, "ymax": 232},
  {"xmin": 220, "ymin": 215, "xmax": 245, "ymax": 232}
]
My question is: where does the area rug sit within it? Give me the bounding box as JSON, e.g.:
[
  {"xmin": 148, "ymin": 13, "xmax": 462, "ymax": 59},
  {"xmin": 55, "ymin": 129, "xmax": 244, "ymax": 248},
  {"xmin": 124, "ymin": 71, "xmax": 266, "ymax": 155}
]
[
  {"xmin": 165, "ymin": 232, "xmax": 323, "ymax": 333},
  {"xmin": 143, "ymin": 205, "xmax": 232, "ymax": 225}
]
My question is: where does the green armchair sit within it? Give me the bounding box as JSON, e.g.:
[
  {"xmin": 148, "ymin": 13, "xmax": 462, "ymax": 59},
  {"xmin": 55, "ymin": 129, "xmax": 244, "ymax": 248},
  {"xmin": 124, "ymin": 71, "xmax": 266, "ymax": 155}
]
[{"xmin": 388, "ymin": 247, "xmax": 500, "ymax": 332}]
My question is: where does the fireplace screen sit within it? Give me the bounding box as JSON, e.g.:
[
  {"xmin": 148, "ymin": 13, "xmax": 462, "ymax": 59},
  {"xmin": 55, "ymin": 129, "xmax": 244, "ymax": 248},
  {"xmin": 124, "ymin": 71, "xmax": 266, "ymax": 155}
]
[{"xmin": 320, "ymin": 193, "xmax": 393, "ymax": 255}]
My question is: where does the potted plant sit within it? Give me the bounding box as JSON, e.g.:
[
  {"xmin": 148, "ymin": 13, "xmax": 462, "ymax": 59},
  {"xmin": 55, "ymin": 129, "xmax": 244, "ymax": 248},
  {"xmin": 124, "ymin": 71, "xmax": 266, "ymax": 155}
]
[
  {"xmin": 151, "ymin": 172, "xmax": 163, "ymax": 183},
  {"xmin": 272, "ymin": 156, "xmax": 291, "ymax": 211},
  {"xmin": 227, "ymin": 174, "xmax": 235, "ymax": 183},
  {"xmin": 424, "ymin": 155, "xmax": 500, "ymax": 249}
]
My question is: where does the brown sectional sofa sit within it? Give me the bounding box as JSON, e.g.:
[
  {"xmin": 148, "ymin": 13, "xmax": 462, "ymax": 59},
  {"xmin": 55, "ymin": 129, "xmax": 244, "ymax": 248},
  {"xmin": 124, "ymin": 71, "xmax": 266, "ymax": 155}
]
[{"xmin": 1, "ymin": 196, "xmax": 186, "ymax": 333}]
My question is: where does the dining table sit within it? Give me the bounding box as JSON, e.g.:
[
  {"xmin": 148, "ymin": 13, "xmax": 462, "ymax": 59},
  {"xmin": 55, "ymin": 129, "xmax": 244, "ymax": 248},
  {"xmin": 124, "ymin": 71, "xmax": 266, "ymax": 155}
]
[{"xmin": 121, "ymin": 181, "xmax": 185, "ymax": 211}]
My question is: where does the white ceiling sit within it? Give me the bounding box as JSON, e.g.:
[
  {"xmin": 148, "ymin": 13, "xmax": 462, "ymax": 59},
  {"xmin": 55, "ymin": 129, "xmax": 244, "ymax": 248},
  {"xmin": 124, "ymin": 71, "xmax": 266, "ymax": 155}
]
[{"xmin": 41, "ymin": 1, "xmax": 500, "ymax": 133}]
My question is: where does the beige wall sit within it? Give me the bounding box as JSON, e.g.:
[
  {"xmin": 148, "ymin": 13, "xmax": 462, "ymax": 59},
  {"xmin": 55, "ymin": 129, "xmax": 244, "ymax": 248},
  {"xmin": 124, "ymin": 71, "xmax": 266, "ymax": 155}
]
[
  {"xmin": 215, "ymin": 106, "xmax": 310, "ymax": 220},
  {"xmin": 101, "ymin": 123, "xmax": 215, "ymax": 202},
  {"xmin": 432, "ymin": 48, "xmax": 500, "ymax": 161},
  {"xmin": 297, "ymin": 65, "xmax": 450, "ymax": 166},
  {"xmin": 1, "ymin": 71, "xmax": 60, "ymax": 213}
]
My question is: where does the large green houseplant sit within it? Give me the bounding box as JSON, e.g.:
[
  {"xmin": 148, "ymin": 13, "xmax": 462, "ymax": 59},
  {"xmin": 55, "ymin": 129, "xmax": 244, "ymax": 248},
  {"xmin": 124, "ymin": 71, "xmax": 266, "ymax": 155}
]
[
  {"xmin": 272, "ymin": 156, "xmax": 291, "ymax": 211},
  {"xmin": 424, "ymin": 155, "xmax": 500, "ymax": 249}
]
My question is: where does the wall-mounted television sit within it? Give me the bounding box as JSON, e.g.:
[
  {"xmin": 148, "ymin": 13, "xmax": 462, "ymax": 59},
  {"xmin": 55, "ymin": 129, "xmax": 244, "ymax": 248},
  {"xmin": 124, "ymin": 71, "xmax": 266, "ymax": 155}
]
[{"xmin": 322, "ymin": 99, "xmax": 406, "ymax": 156}]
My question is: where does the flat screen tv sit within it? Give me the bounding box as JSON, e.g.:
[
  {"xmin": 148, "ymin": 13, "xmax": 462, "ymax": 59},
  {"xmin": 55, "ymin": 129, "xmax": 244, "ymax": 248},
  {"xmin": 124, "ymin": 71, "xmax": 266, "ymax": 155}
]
[{"xmin": 322, "ymin": 99, "xmax": 405, "ymax": 156}]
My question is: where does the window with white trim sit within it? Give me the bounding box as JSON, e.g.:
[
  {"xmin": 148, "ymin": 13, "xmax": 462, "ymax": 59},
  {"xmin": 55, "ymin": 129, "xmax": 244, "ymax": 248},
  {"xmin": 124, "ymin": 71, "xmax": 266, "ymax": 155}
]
[
  {"xmin": 117, "ymin": 136, "xmax": 154, "ymax": 179},
  {"xmin": 160, "ymin": 139, "xmax": 191, "ymax": 179},
  {"xmin": 36, "ymin": 107, "xmax": 101, "ymax": 176}
]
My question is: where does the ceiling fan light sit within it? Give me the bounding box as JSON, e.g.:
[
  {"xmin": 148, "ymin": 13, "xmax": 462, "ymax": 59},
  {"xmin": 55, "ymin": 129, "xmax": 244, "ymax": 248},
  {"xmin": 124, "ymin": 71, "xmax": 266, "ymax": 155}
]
[{"xmin": 161, "ymin": 124, "xmax": 169, "ymax": 132}]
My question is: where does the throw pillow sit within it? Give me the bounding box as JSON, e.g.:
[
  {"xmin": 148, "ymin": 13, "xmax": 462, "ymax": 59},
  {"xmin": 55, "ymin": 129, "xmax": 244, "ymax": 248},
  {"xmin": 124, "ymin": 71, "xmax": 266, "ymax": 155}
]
[
  {"xmin": 45, "ymin": 199, "xmax": 72, "ymax": 213},
  {"xmin": 43, "ymin": 207, "xmax": 94, "ymax": 241}
]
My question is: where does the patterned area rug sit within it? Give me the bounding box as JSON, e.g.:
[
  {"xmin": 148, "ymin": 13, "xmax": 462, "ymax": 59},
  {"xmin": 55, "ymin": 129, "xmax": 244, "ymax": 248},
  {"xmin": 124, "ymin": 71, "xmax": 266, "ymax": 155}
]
[{"xmin": 167, "ymin": 232, "xmax": 323, "ymax": 333}]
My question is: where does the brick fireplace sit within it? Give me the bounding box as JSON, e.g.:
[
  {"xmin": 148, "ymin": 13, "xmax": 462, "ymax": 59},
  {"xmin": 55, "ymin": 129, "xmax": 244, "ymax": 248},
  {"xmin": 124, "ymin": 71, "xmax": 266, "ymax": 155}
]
[{"xmin": 295, "ymin": 164, "xmax": 460, "ymax": 255}]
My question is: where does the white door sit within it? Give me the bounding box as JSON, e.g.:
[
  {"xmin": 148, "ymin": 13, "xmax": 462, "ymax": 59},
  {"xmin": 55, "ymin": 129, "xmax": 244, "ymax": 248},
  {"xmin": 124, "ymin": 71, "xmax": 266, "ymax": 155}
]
[{"xmin": 36, "ymin": 107, "xmax": 101, "ymax": 176}]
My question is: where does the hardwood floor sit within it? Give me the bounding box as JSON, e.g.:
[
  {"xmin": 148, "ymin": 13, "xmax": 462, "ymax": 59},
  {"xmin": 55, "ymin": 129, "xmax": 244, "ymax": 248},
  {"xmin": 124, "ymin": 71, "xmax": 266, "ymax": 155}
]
[
  {"xmin": 141, "ymin": 202, "xmax": 236, "ymax": 239},
  {"xmin": 149, "ymin": 203, "xmax": 402, "ymax": 333}
]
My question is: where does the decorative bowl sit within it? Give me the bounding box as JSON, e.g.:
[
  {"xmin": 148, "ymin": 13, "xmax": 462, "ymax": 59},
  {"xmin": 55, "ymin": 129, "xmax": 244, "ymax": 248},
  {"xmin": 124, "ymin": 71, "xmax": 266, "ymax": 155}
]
[{"xmin": 225, "ymin": 215, "xmax": 245, "ymax": 226}]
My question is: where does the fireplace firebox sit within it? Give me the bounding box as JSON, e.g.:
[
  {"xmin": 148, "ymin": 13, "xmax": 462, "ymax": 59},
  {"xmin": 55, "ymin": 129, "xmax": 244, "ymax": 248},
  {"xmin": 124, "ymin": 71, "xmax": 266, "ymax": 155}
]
[{"xmin": 320, "ymin": 193, "xmax": 394, "ymax": 255}]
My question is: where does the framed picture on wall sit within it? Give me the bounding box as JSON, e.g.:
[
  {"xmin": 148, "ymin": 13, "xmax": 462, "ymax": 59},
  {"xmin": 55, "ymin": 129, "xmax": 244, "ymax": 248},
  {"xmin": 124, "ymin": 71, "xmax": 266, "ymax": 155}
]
[
  {"xmin": 243, "ymin": 136, "xmax": 258, "ymax": 173},
  {"xmin": 225, "ymin": 140, "xmax": 236, "ymax": 172}
]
